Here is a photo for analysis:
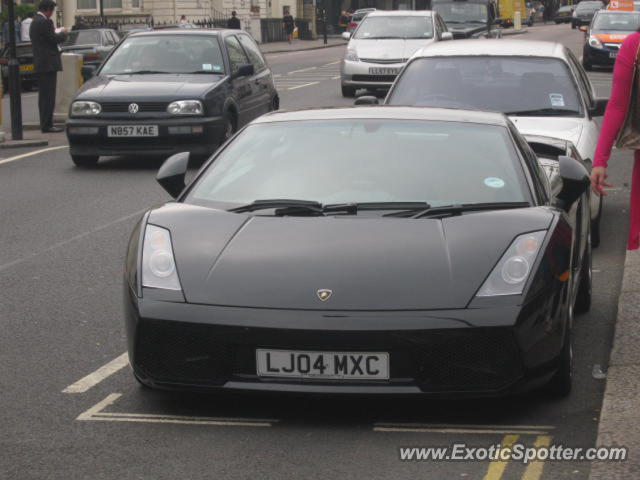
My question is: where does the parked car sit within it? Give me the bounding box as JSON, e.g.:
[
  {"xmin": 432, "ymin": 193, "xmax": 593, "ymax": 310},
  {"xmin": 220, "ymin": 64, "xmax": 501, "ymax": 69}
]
[
  {"xmin": 125, "ymin": 105, "xmax": 591, "ymax": 397},
  {"xmin": 572, "ymin": 1, "xmax": 604, "ymax": 29},
  {"xmin": 117, "ymin": 26, "xmax": 153, "ymax": 39},
  {"xmin": 581, "ymin": 10, "xmax": 640, "ymax": 70},
  {"xmin": 347, "ymin": 8, "xmax": 376, "ymax": 33},
  {"xmin": 61, "ymin": 28, "xmax": 120, "ymax": 78},
  {"xmin": 340, "ymin": 10, "xmax": 452, "ymax": 97},
  {"xmin": 0, "ymin": 42, "xmax": 37, "ymax": 93},
  {"xmin": 358, "ymin": 39, "xmax": 607, "ymax": 246},
  {"xmin": 66, "ymin": 29, "xmax": 279, "ymax": 167},
  {"xmin": 555, "ymin": 5, "xmax": 575, "ymax": 24},
  {"xmin": 431, "ymin": 0, "xmax": 501, "ymax": 39}
]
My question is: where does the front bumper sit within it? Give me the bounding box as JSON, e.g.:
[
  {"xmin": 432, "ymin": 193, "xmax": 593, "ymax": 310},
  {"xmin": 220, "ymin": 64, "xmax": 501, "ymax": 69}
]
[
  {"xmin": 584, "ymin": 43, "xmax": 619, "ymax": 67},
  {"xmin": 341, "ymin": 59, "xmax": 404, "ymax": 90},
  {"xmin": 125, "ymin": 290, "xmax": 563, "ymax": 397},
  {"xmin": 66, "ymin": 115, "xmax": 226, "ymax": 158}
]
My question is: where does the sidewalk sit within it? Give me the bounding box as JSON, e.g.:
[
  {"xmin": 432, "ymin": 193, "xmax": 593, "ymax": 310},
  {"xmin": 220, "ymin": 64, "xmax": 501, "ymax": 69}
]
[
  {"xmin": 260, "ymin": 36, "xmax": 347, "ymax": 54},
  {"xmin": 590, "ymin": 249, "xmax": 640, "ymax": 479}
]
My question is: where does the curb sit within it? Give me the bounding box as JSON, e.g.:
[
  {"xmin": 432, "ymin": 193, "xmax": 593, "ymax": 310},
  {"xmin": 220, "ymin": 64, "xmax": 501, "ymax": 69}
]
[
  {"xmin": 502, "ymin": 28, "xmax": 529, "ymax": 36},
  {"xmin": 589, "ymin": 248, "xmax": 640, "ymax": 479},
  {"xmin": 262, "ymin": 41, "xmax": 347, "ymax": 55},
  {"xmin": 0, "ymin": 138, "xmax": 48, "ymax": 149},
  {"xmin": 23, "ymin": 122, "xmax": 65, "ymax": 131}
]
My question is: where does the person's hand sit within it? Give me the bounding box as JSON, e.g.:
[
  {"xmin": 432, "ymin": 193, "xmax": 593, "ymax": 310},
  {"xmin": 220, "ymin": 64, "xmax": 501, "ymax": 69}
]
[{"xmin": 590, "ymin": 166, "xmax": 612, "ymax": 196}]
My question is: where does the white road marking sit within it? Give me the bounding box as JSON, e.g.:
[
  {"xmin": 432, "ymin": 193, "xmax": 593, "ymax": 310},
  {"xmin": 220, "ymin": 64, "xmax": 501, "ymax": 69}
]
[
  {"xmin": 332, "ymin": 76, "xmax": 341, "ymax": 80},
  {"xmin": 324, "ymin": 60, "xmax": 341, "ymax": 65},
  {"xmin": 63, "ymin": 353, "xmax": 129, "ymax": 393},
  {"xmin": 0, "ymin": 145, "xmax": 68, "ymax": 166},
  {"xmin": 287, "ymin": 66, "xmax": 318, "ymax": 74},
  {"xmin": 77, "ymin": 393, "xmax": 278, "ymax": 427},
  {"xmin": 0, "ymin": 209, "xmax": 147, "ymax": 274},
  {"xmin": 287, "ymin": 82, "xmax": 319, "ymax": 90}
]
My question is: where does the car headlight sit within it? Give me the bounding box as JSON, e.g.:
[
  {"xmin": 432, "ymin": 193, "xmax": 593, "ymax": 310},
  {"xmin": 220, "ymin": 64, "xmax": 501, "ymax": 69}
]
[
  {"xmin": 589, "ymin": 35, "xmax": 603, "ymax": 49},
  {"xmin": 141, "ymin": 224, "xmax": 182, "ymax": 291},
  {"xmin": 476, "ymin": 231, "xmax": 547, "ymax": 297},
  {"xmin": 70, "ymin": 101, "xmax": 101, "ymax": 116},
  {"xmin": 345, "ymin": 48, "xmax": 359, "ymax": 62},
  {"xmin": 167, "ymin": 100, "xmax": 203, "ymax": 115}
]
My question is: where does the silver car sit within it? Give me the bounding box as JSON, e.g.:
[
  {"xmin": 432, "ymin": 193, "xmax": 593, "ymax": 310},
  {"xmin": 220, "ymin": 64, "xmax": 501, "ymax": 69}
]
[
  {"xmin": 340, "ymin": 10, "xmax": 452, "ymax": 97},
  {"xmin": 377, "ymin": 39, "xmax": 607, "ymax": 246}
]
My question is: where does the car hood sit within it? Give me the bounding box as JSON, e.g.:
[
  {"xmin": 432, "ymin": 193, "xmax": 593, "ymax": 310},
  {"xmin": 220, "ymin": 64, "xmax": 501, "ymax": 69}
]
[
  {"xmin": 148, "ymin": 203, "xmax": 553, "ymax": 310},
  {"xmin": 448, "ymin": 24, "xmax": 487, "ymax": 37},
  {"xmin": 351, "ymin": 38, "xmax": 436, "ymax": 61},
  {"xmin": 75, "ymin": 73, "xmax": 225, "ymax": 100},
  {"xmin": 591, "ymin": 30, "xmax": 633, "ymax": 43},
  {"xmin": 510, "ymin": 116, "xmax": 584, "ymax": 150}
]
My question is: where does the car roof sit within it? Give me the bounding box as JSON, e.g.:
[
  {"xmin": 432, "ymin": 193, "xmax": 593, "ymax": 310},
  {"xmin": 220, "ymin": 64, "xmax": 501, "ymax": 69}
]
[
  {"xmin": 366, "ymin": 9, "xmax": 434, "ymax": 17},
  {"xmin": 252, "ymin": 106, "xmax": 508, "ymax": 126},
  {"xmin": 128, "ymin": 29, "xmax": 228, "ymax": 38},
  {"xmin": 412, "ymin": 39, "xmax": 567, "ymax": 60}
]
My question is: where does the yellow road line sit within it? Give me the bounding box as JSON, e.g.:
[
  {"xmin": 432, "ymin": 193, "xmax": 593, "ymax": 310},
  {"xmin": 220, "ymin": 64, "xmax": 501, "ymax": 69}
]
[
  {"xmin": 0, "ymin": 145, "xmax": 68, "ymax": 166},
  {"xmin": 522, "ymin": 435, "xmax": 553, "ymax": 480},
  {"xmin": 482, "ymin": 434, "xmax": 520, "ymax": 480}
]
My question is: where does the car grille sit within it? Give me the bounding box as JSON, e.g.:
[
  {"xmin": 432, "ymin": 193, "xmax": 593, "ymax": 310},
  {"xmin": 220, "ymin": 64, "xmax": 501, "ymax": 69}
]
[
  {"xmin": 133, "ymin": 320, "xmax": 523, "ymax": 392},
  {"xmin": 100, "ymin": 102, "xmax": 168, "ymax": 113},
  {"xmin": 604, "ymin": 43, "xmax": 620, "ymax": 51},
  {"xmin": 352, "ymin": 74, "xmax": 397, "ymax": 83},
  {"xmin": 359, "ymin": 58, "xmax": 406, "ymax": 64}
]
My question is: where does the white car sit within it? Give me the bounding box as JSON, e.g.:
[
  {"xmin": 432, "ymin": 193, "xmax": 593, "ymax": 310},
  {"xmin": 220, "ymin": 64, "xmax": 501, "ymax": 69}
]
[
  {"xmin": 368, "ymin": 39, "xmax": 606, "ymax": 246},
  {"xmin": 340, "ymin": 10, "xmax": 452, "ymax": 97}
]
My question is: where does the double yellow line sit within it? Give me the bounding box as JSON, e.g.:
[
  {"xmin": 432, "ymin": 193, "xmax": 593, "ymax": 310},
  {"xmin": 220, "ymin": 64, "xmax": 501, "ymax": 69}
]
[{"xmin": 483, "ymin": 434, "xmax": 553, "ymax": 480}]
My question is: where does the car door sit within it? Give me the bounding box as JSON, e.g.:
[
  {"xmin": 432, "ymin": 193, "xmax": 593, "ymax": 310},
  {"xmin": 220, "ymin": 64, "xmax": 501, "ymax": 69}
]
[
  {"xmin": 224, "ymin": 35, "xmax": 258, "ymax": 126},
  {"xmin": 564, "ymin": 49, "xmax": 599, "ymax": 161},
  {"xmin": 237, "ymin": 33, "xmax": 274, "ymax": 115}
]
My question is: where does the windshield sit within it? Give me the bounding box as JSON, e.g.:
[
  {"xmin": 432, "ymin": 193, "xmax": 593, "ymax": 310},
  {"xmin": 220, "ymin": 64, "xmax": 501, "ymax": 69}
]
[
  {"xmin": 63, "ymin": 30, "xmax": 101, "ymax": 46},
  {"xmin": 576, "ymin": 2, "xmax": 602, "ymax": 13},
  {"xmin": 100, "ymin": 35, "xmax": 225, "ymax": 75},
  {"xmin": 353, "ymin": 16, "xmax": 434, "ymax": 39},
  {"xmin": 593, "ymin": 12, "xmax": 640, "ymax": 30},
  {"xmin": 187, "ymin": 120, "xmax": 528, "ymax": 208},
  {"xmin": 433, "ymin": 3, "xmax": 488, "ymax": 23},
  {"xmin": 388, "ymin": 56, "xmax": 583, "ymax": 116}
]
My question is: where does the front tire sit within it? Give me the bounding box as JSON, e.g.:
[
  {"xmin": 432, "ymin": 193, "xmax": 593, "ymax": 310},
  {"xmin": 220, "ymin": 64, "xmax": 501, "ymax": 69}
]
[
  {"xmin": 71, "ymin": 155, "xmax": 99, "ymax": 167},
  {"xmin": 341, "ymin": 84, "xmax": 356, "ymax": 98},
  {"xmin": 544, "ymin": 315, "xmax": 573, "ymax": 397}
]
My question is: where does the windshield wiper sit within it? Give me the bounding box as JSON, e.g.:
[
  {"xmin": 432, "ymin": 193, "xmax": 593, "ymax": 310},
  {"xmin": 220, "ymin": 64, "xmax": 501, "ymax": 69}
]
[
  {"xmin": 384, "ymin": 202, "xmax": 530, "ymax": 218},
  {"xmin": 115, "ymin": 70, "xmax": 170, "ymax": 75},
  {"xmin": 229, "ymin": 200, "xmax": 430, "ymax": 216},
  {"xmin": 505, "ymin": 108, "xmax": 581, "ymax": 116},
  {"xmin": 187, "ymin": 70, "xmax": 224, "ymax": 74},
  {"xmin": 364, "ymin": 36, "xmax": 404, "ymax": 39}
]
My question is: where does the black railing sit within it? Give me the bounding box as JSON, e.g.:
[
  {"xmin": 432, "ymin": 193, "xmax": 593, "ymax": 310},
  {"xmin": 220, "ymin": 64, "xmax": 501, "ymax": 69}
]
[{"xmin": 260, "ymin": 18, "xmax": 312, "ymax": 43}]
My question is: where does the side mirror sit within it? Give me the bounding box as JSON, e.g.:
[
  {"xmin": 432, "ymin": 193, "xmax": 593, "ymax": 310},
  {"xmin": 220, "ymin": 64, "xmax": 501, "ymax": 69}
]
[
  {"xmin": 579, "ymin": 25, "xmax": 588, "ymax": 32},
  {"xmin": 589, "ymin": 98, "xmax": 608, "ymax": 117},
  {"xmin": 341, "ymin": 31, "xmax": 351, "ymax": 40},
  {"xmin": 441, "ymin": 32, "xmax": 454, "ymax": 41},
  {"xmin": 234, "ymin": 63, "xmax": 254, "ymax": 78},
  {"xmin": 557, "ymin": 155, "xmax": 590, "ymax": 211},
  {"xmin": 81, "ymin": 64, "xmax": 97, "ymax": 79},
  {"xmin": 354, "ymin": 95, "xmax": 379, "ymax": 105},
  {"xmin": 157, "ymin": 152, "xmax": 189, "ymax": 198}
]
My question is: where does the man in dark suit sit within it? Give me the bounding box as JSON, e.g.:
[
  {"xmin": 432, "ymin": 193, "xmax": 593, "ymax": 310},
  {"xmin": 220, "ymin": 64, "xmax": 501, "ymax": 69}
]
[
  {"xmin": 227, "ymin": 11, "xmax": 241, "ymax": 29},
  {"xmin": 30, "ymin": 0, "xmax": 67, "ymax": 133}
]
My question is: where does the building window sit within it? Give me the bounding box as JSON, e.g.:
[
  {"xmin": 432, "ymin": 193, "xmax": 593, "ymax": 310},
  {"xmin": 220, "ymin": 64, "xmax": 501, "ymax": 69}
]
[
  {"xmin": 103, "ymin": 0, "xmax": 123, "ymax": 8},
  {"xmin": 77, "ymin": 0, "xmax": 97, "ymax": 9},
  {"xmin": 131, "ymin": 0, "xmax": 140, "ymax": 7}
]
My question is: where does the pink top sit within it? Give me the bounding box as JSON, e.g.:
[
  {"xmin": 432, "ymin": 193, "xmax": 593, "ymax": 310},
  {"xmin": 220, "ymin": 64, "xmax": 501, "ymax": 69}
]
[{"xmin": 593, "ymin": 32, "xmax": 640, "ymax": 250}]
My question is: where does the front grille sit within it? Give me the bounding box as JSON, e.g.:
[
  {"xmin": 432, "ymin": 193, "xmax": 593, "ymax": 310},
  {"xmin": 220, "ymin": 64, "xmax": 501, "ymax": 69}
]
[
  {"xmin": 604, "ymin": 43, "xmax": 620, "ymax": 51},
  {"xmin": 360, "ymin": 58, "xmax": 406, "ymax": 64},
  {"xmin": 100, "ymin": 102, "xmax": 168, "ymax": 113},
  {"xmin": 133, "ymin": 320, "xmax": 523, "ymax": 392},
  {"xmin": 352, "ymin": 74, "xmax": 397, "ymax": 83}
]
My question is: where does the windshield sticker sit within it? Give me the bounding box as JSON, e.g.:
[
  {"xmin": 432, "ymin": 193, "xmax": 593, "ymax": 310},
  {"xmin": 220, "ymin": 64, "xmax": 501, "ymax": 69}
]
[
  {"xmin": 212, "ymin": 64, "xmax": 222, "ymax": 72},
  {"xmin": 484, "ymin": 177, "xmax": 505, "ymax": 189},
  {"xmin": 549, "ymin": 93, "xmax": 565, "ymax": 107},
  {"xmin": 202, "ymin": 64, "xmax": 213, "ymax": 71}
]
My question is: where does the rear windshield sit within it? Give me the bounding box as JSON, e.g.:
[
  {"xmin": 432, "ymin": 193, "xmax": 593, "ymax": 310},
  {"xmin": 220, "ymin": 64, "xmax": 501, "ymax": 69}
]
[
  {"xmin": 592, "ymin": 12, "xmax": 640, "ymax": 30},
  {"xmin": 576, "ymin": 2, "xmax": 603, "ymax": 12},
  {"xmin": 63, "ymin": 30, "xmax": 101, "ymax": 46},
  {"xmin": 387, "ymin": 56, "xmax": 583, "ymax": 116},
  {"xmin": 354, "ymin": 16, "xmax": 434, "ymax": 39}
]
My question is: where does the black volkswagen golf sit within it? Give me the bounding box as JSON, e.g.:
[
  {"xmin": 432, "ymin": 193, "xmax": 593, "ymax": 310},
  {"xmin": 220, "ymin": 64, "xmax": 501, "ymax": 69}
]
[{"xmin": 66, "ymin": 30, "xmax": 278, "ymax": 167}]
